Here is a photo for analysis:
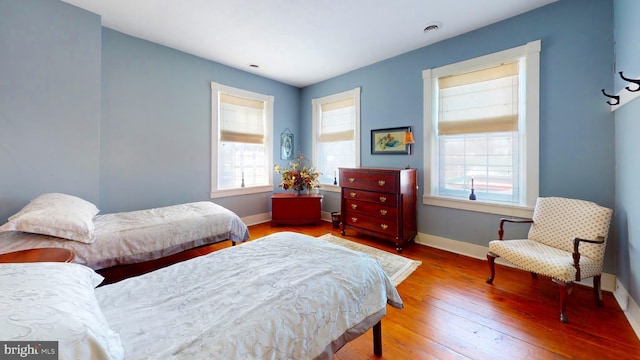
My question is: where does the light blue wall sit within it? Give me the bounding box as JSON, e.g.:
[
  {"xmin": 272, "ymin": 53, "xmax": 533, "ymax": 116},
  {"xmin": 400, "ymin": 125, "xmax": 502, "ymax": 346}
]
[
  {"xmin": 613, "ymin": 0, "xmax": 640, "ymax": 309},
  {"xmin": 302, "ymin": 0, "xmax": 616, "ymax": 269},
  {"xmin": 100, "ymin": 29, "xmax": 300, "ymax": 217},
  {"xmin": 0, "ymin": 0, "xmax": 102, "ymax": 219}
]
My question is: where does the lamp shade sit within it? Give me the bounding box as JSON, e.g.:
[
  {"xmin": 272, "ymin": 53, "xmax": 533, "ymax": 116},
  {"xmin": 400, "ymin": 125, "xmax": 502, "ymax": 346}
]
[{"xmin": 404, "ymin": 132, "xmax": 415, "ymax": 145}]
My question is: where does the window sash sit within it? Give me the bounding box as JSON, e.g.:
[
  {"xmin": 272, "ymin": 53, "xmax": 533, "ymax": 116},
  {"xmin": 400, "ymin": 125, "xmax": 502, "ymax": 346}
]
[
  {"xmin": 211, "ymin": 81, "xmax": 273, "ymax": 197},
  {"xmin": 437, "ymin": 133, "xmax": 519, "ymax": 203},
  {"xmin": 312, "ymin": 88, "xmax": 360, "ymax": 186}
]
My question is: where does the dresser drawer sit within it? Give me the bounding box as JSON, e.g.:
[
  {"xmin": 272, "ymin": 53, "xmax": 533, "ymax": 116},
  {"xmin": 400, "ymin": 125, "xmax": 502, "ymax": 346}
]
[
  {"xmin": 344, "ymin": 213, "xmax": 398, "ymax": 236},
  {"xmin": 345, "ymin": 199, "xmax": 397, "ymax": 219},
  {"xmin": 342, "ymin": 189, "xmax": 398, "ymax": 207},
  {"xmin": 340, "ymin": 169, "xmax": 398, "ymax": 193}
]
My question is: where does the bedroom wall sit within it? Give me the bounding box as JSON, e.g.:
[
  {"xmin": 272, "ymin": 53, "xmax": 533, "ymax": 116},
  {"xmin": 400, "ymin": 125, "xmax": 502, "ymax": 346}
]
[
  {"xmin": 0, "ymin": 0, "xmax": 102, "ymax": 221},
  {"xmin": 613, "ymin": 0, "xmax": 640, "ymax": 315},
  {"xmin": 301, "ymin": 0, "xmax": 616, "ymax": 270},
  {"xmin": 100, "ymin": 29, "xmax": 300, "ymax": 218},
  {"xmin": 0, "ymin": 0, "xmax": 623, "ymax": 278}
]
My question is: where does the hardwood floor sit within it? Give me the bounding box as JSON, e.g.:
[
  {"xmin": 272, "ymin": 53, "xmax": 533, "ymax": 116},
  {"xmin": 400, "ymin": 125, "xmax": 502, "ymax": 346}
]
[{"xmin": 100, "ymin": 221, "xmax": 640, "ymax": 359}]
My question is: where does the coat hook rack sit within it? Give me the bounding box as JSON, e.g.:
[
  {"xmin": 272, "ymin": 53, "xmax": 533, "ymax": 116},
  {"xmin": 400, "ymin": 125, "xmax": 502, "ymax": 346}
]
[
  {"xmin": 601, "ymin": 89, "xmax": 620, "ymax": 106},
  {"xmin": 620, "ymin": 71, "xmax": 640, "ymax": 92}
]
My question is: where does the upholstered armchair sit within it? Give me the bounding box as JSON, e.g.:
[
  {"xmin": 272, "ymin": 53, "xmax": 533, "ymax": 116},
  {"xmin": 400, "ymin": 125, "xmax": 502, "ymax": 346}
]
[{"xmin": 486, "ymin": 197, "xmax": 613, "ymax": 323}]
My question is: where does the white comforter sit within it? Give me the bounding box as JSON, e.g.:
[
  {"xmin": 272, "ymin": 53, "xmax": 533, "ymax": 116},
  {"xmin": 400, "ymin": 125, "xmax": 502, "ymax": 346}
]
[
  {"xmin": 95, "ymin": 231, "xmax": 403, "ymax": 360},
  {"xmin": 0, "ymin": 202, "xmax": 249, "ymax": 269}
]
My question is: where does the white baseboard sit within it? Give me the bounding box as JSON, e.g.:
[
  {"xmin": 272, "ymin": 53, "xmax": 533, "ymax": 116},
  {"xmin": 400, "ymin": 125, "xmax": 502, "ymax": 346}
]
[
  {"xmin": 241, "ymin": 212, "xmax": 271, "ymax": 226},
  {"xmin": 241, "ymin": 212, "xmax": 333, "ymax": 227},
  {"xmin": 414, "ymin": 231, "xmax": 640, "ymax": 340},
  {"xmin": 614, "ymin": 281, "xmax": 640, "ymax": 339}
]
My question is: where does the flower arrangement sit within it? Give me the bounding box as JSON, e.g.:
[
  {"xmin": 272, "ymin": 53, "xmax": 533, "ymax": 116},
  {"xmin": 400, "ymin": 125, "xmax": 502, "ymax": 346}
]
[{"xmin": 274, "ymin": 153, "xmax": 320, "ymax": 194}]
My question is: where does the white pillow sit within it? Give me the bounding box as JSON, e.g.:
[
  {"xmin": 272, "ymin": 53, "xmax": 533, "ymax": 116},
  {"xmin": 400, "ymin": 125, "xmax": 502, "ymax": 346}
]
[
  {"xmin": 0, "ymin": 262, "xmax": 124, "ymax": 360},
  {"xmin": 0, "ymin": 193, "xmax": 99, "ymax": 243}
]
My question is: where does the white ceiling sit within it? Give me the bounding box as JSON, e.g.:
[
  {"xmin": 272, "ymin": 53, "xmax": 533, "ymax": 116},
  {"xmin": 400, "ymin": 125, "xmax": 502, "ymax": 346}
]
[{"xmin": 61, "ymin": 0, "xmax": 557, "ymax": 88}]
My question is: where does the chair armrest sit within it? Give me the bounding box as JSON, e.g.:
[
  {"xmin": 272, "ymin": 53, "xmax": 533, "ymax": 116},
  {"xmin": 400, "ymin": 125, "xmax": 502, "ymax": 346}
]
[
  {"xmin": 572, "ymin": 236, "xmax": 605, "ymax": 281},
  {"xmin": 498, "ymin": 218, "xmax": 533, "ymax": 240}
]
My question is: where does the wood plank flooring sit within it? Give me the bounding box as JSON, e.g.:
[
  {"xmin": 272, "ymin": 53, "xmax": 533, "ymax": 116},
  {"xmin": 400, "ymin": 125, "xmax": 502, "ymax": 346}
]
[{"xmin": 99, "ymin": 221, "xmax": 640, "ymax": 359}]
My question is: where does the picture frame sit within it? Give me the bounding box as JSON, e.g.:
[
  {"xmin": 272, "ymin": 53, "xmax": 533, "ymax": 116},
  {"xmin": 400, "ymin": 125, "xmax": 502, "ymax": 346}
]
[
  {"xmin": 371, "ymin": 126, "xmax": 411, "ymax": 155},
  {"xmin": 280, "ymin": 129, "xmax": 294, "ymax": 160}
]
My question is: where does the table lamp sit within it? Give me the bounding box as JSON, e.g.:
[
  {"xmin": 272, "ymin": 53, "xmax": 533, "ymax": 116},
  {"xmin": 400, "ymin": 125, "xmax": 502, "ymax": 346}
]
[{"xmin": 403, "ymin": 131, "xmax": 415, "ymax": 169}]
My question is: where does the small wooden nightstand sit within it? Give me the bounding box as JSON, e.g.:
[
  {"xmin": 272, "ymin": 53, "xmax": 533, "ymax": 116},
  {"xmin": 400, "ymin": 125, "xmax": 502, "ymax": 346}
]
[
  {"xmin": 0, "ymin": 248, "xmax": 75, "ymax": 263},
  {"xmin": 271, "ymin": 193, "xmax": 323, "ymax": 226}
]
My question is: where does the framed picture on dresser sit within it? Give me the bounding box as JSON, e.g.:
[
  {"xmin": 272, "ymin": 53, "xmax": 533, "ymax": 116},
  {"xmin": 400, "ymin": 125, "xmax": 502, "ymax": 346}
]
[{"xmin": 371, "ymin": 126, "xmax": 411, "ymax": 155}]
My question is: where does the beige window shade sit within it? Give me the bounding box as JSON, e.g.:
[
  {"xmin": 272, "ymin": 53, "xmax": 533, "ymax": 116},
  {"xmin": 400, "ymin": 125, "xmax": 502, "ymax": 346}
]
[
  {"xmin": 319, "ymin": 98, "xmax": 355, "ymax": 142},
  {"xmin": 219, "ymin": 93, "xmax": 265, "ymax": 144},
  {"xmin": 438, "ymin": 62, "xmax": 519, "ymax": 135}
]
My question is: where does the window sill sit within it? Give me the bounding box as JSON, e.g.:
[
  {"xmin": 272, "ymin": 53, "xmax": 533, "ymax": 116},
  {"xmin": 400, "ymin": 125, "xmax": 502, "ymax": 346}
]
[
  {"xmin": 210, "ymin": 185, "xmax": 274, "ymax": 199},
  {"xmin": 423, "ymin": 195, "xmax": 534, "ymax": 218},
  {"xmin": 318, "ymin": 184, "xmax": 341, "ymax": 193}
]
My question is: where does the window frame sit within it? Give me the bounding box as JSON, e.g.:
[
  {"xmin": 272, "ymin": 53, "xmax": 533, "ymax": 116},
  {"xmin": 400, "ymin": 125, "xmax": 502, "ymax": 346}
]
[
  {"xmin": 210, "ymin": 82, "xmax": 274, "ymax": 198},
  {"xmin": 312, "ymin": 87, "xmax": 361, "ymax": 193},
  {"xmin": 422, "ymin": 40, "xmax": 540, "ymax": 218}
]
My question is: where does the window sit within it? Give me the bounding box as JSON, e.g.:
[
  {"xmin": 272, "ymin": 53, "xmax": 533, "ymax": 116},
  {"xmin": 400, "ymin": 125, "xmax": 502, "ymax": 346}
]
[
  {"xmin": 423, "ymin": 40, "xmax": 540, "ymax": 217},
  {"xmin": 210, "ymin": 82, "xmax": 273, "ymax": 198},
  {"xmin": 312, "ymin": 88, "xmax": 361, "ymax": 190}
]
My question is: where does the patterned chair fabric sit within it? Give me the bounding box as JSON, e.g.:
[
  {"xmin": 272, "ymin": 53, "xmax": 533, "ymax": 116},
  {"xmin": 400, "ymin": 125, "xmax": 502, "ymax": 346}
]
[{"xmin": 489, "ymin": 197, "xmax": 612, "ymax": 282}]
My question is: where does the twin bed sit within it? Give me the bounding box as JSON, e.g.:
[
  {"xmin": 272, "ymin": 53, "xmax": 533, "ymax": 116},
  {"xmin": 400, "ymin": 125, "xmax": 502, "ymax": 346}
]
[
  {"xmin": 0, "ymin": 232, "xmax": 402, "ymax": 359},
  {"xmin": 0, "ymin": 193, "xmax": 249, "ymax": 270},
  {"xmin": 0, "ymin": 194, "xmax": 403, "ymax": 359}
]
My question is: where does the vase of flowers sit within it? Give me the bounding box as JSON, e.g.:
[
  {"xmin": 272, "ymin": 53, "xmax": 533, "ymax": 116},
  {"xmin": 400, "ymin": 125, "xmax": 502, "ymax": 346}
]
[{"xmin": 274, "ymin": 153, "xmax": 320, "ymax": 195}]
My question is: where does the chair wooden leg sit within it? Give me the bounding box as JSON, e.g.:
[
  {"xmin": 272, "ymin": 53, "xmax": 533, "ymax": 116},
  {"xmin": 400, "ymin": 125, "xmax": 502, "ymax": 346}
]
[
  {"xmin": 593, "ymin": 275, "xmax": 603, "ymax": 307},
  {"xmin": 486, "ymin": 252, "xmax": 498, "ymax": 284},
  {"xmin": 556, "ymin": 280, "xmax": 574, "ymax": 323}
]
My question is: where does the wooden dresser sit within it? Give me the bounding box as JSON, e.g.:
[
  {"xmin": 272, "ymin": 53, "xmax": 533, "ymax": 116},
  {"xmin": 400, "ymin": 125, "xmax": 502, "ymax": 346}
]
[{"xmin": 339, "ymin": 167, "xmax": 417, "ymax": 252}]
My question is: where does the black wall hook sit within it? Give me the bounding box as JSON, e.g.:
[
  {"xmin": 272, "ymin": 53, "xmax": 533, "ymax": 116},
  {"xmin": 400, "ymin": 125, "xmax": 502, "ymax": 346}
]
[
  {"xmin": 620, "ymin": 71, "xmax": 640, "ymax": 92},
  {"xmin": 601, "ymin": 89, "xmax": 620, "ymax": 105}
]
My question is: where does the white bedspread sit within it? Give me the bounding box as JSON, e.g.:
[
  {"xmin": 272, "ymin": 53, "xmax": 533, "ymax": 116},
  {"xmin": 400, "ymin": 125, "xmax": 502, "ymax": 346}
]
[
  {"xmin": 95, "ymin": 231, "xmax": 403, "ymax": 360},
  {"xmin": 0, "ymin": 202, "xmax": 249, "ymax": 269}
]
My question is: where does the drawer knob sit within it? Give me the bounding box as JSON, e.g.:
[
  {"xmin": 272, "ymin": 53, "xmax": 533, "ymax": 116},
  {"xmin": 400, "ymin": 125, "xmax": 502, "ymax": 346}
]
[
  {"xmin": 350, "ymin": 204, "xmax": 358, "ymax": 210},
  {"xmin": 350, "ymin": 192, "xmax": 357, "ymax": 198},
  {"xmin": 378, "ymin": 180, "xmax": 386, "ymax": 186},
  {"xmin": 351, "ymin": 217, "xmax": 358, "ymax": 223},
  {"xmin": 349, "ymin": 177, "xmax": 355, "ymax": 183},
  {"xmin": 379, "ymin": 196, "xmax": 387, "ymax": 203},
  {"xmin": 380, "ymin": 224, "xmax": 388, "ymax": 230},
  {"xmin": 379, "ymin": 209, "xmax": 387, "ymax": 216}
]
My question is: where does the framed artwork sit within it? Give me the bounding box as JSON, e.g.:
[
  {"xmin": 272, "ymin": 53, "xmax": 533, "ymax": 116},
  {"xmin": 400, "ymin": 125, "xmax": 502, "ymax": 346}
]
[
  {"xmin": 280, "ymin": 129, "xmax": 294, "ymax": 160},
  {"xmin": 371, "ymin": 126, "xmax": 411, "ymax": 155}
]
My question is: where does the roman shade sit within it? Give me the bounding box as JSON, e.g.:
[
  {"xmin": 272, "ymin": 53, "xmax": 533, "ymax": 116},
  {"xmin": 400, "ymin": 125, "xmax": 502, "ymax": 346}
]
[
  {"xmin": 219, "ymin": 93, "xmax": 265, "ymax": 144},
  {"xmin": 438, "ymin": 62, "xmax": 519, "ymax": 135}
]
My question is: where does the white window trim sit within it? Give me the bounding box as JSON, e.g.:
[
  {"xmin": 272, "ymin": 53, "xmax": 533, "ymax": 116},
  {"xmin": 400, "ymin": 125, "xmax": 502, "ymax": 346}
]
[
  {"xmin": 312, "ymin": 87, "xmax": 361, "ymax": 193},
  {"xmin": 210, "ymin": 82, "xmax": 274, "ymax": 198},
  {"xmin": 422, "ymin": 40, "xmax": 540, "ymax": 218}
]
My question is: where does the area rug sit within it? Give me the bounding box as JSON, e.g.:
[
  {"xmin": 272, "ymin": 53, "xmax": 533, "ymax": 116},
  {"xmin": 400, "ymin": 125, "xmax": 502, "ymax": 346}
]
[{"xmin": 317, "ymin": 233, "xmax": 421, "ymax": 286}]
